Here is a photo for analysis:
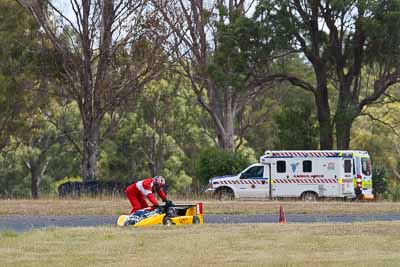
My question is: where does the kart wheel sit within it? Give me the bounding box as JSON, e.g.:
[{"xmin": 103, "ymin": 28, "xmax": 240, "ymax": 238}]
[
  {"xmin": 117, "ymin": 215, "xmax": 129, "ymax": 227},
  {"xmin": 192, "ymin": 216, "xmax": 200, "ymax": 224},
  {"xmin": 163, "ymin": 217, "xmax": 175, "ymax": 226}
]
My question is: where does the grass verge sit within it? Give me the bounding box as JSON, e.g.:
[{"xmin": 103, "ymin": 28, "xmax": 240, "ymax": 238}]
[
  {"xmin": 1, "ymin": 198, "xmax": 400, "ymax": 215},
  {"xmin": 1, "ymin": 222, "xmax": 400, "ymax": 267}
]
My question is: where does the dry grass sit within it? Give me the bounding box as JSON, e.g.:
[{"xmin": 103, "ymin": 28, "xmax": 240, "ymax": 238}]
[
  {"xmin": 204, "ymin": 200, "xmax": 400, "ymax": 215},
  {"xmin": 0, "ymin": 198, "xmax": 129, "ymax": 216},
  {"xmin": 1, "ymin": 222, "xmax": 400, "ymax": 267},
  {"xmin": 1, "ymin": 198, "xmax": 400, "ymax": 216}
]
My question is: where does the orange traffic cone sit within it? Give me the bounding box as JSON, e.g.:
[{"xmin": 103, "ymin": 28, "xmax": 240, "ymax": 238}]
[{"xmin": 278, "ymin": 205, "xmax": 287, "ymax": 224}]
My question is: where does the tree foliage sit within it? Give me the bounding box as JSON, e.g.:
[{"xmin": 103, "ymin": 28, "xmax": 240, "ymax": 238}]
[
  {"xmin": 256, "ymin": 0, "xmax": 400, "ymax": 149},
  {"xmin": 1, "ymin": 0, "xmax": 400, "ymax": 199},
  {"xmin": 0, "ymin": 0, "xmax": 37, "ymax": 151},
  {"xmin": 154, "ymin": 0, "xmax": 279, "ymax": 151},
  {"xmin": 18, "ymin": 0, "xmax": 173, "ymax": 181},
  {"xmin": 194, "ymin": 148, "xmax": 252, "ymax": 185},
  {"xmin": 274, "ymin": 90, "xmax": 319, "ymax": 150},
  {"xmin": 372, "ymin": 165, "xmax": 388, "ymax": 199},
  {"xmin": 97, "ymin": 76, "xmax": 210, "ymax": 192}
]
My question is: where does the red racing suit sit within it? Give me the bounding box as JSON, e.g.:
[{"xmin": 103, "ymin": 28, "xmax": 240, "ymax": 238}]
[{"xmin": 125, "ymin": 177, "xmax": 167, "ymax": 213}]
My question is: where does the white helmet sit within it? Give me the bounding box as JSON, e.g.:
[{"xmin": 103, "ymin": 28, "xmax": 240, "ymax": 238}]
[{"xmin": 154, "ymin": 176, "xmax": 166, "ymax": 186}]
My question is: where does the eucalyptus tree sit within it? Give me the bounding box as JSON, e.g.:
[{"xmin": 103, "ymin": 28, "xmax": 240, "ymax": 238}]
[
  {"xmin": 18, "ymin": 0, "xmax": 174, "ymax": 180},
  {"xmin": 98, "ymin": 76, "xmax": 209, "ymax": 191},
  {"xmin": 153, "ymin": 0, "xmax": 277, "ymax": 151},
  {"xmin": 256, "ymin": 0, "xmax": 400, "ymax": 149},
  {"xmin": 21, "ymin": 115, "xmax": 58, "ymax": 198},
  {"xmin": 0, "ymin": 0, "xmax": 38, "ymax": 152}
]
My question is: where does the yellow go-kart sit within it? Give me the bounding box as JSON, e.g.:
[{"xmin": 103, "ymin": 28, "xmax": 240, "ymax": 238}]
[{"xmin": 117, "ymin": 202, "xmax": 204, "ymax": 227}]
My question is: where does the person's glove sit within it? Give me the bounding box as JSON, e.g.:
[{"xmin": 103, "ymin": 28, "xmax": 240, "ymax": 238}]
[
  {"xmin": 164, "ymin": 199, "xmax": 174, "ymax": 207},
  {"xmin": 153, "ymin": 204, "xmax": 161, "ymax": 211}
]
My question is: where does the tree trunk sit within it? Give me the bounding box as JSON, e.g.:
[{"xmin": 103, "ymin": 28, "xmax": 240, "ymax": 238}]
[
  {"xmin": 147, "ymin": 130, "xmax": 162, "ymax": 177},
  {"xmin": 81, "ymin": 123, "xmax": 100, "ymax": 181},
  {"xmin": 204, "ymin": 82, "xmax": 237, "ymax": 152},
  {"xmin": 30, "ymin": 167, "xmax": 39, "ymax": 199},
  {"xmin": 217, "ymin": 122, "xmax": 235, "ymax": 151},
  {"xmin": 335, "ymin": 118, "xmax": 354, "ymax": 150},
  {"xmin": 335, "ymin": 86, "xmax": 359, "ymax": 150},
  {"xmin": 219, "ymin": 99, "xmax": 235, "ymax": 151},
  {"xmin": 213, "ymin": 89, "xmax": 236, "ymax": 151},
  {"xmin": 314, "ymin": 77, "xmax": 333, "ymax": 150},
  {"xmin": 28, "ymin": 152, "xmax": 48, "ymax": 199},
  {"xmin": 316, "ymin": 104, "xmax": 333, "ymax": 150}
]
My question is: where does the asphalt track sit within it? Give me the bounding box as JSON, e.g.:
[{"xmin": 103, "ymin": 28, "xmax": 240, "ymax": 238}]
[{"xmin": 1, "ymin": 214, "xmax": 400, "ymax": 232}]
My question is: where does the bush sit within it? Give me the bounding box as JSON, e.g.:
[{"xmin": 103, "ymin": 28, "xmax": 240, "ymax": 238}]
[
  {"xmin": 57, "ymin": 180, "xmax": 128, "ymax": 198},
  {"xmin": 386, "ymin": 181, "xmax": 400, "ymax": 201},
  {"xmin": 194, "ymin": 148, "xmax": 251, "ymax": 185},
  {"xmin": 53, "ymin": 176, "xmax": 82, "ymax": 195},
  {"xmin": 372, "ymin": 165, "xmax": 388, "ymax": 200}
]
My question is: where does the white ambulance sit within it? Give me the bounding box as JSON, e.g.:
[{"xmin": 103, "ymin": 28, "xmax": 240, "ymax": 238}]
[{"xmin": 206, "ymin": 150, "xmax": 373, "ymax": 201}]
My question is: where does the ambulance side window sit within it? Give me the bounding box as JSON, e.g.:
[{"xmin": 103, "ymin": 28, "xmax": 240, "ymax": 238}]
[
  {"xmin": 277, "ymin": 161, "xmax": 286, "ymax": 173},
  {"xmin": 344, "ymin": 160, "xmax": 352, "ymax": 173},
  {"xmin": 303, "ymin": 160, "xmax": 312, "ymax": 172},
  {"xmin": 241, "ymin": 166, "xmax": 264, "ymax": 179}
]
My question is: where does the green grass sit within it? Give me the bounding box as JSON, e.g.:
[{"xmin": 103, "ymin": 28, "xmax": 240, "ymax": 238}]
[
  {"xmin": 1, "ymin": 223, "xmax": 400, "ymax": 267},
  {"xmin": 0, "ymin": 230, "xmax": 18, "ymax": 238}
]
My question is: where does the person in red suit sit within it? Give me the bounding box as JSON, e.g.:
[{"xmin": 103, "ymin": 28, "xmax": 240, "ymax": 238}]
[{"xmin": 125, "ymin": 176, "xmax": 172, "ymax": 214}]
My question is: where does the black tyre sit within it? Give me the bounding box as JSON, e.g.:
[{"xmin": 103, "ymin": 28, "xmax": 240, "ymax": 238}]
[
  {"xmin": 192, "ymin": 215, "xmax": 200, "ymax": 224},
  {"xmin": 216, "ymin": 187, "xmax": 234, "ymax": 201},
  {"xmin": 163, "ymin": 216, "xmax": 175, "ymax": 225},
  {"xmin": 301, "ymin": 191, "xmax": 318, "ymax": 202}
]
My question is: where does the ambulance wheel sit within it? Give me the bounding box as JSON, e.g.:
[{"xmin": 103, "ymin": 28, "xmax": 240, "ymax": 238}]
[
  {"xmin": 216, "ymin": 187, "xmax": 234, "ymax": 201},
  {"xmin": 343, "ymin": 196, "xmax": 352, "ymax": 202},
  {"xmin": 301, "ymin": 192, "xmax": 318, "ymax": 202}
]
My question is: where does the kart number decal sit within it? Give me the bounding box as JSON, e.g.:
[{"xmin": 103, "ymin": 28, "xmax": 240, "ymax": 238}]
[{"xmin": 178, "ymin": 218, "xmax": 191, "ymax": 224}]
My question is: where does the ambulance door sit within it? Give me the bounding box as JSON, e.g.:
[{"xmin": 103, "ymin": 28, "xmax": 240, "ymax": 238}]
[
  {"xmin": 341, "ymin": 158, "xmax": 354, "ymax": 194},
  {"xmin": 238, "ymin": 165, "xmax": 269, "ymax": 198},
  {"xmin": 269, "ymin": 160, "xmax": 288, "ymax": 198},
  {"xmin": 353, "ymin": 156, "xmax": 373, "ymax": 198},
  {"xmin": 360, "ymin": 157, "xmax": 373, "ymax": 197}
]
